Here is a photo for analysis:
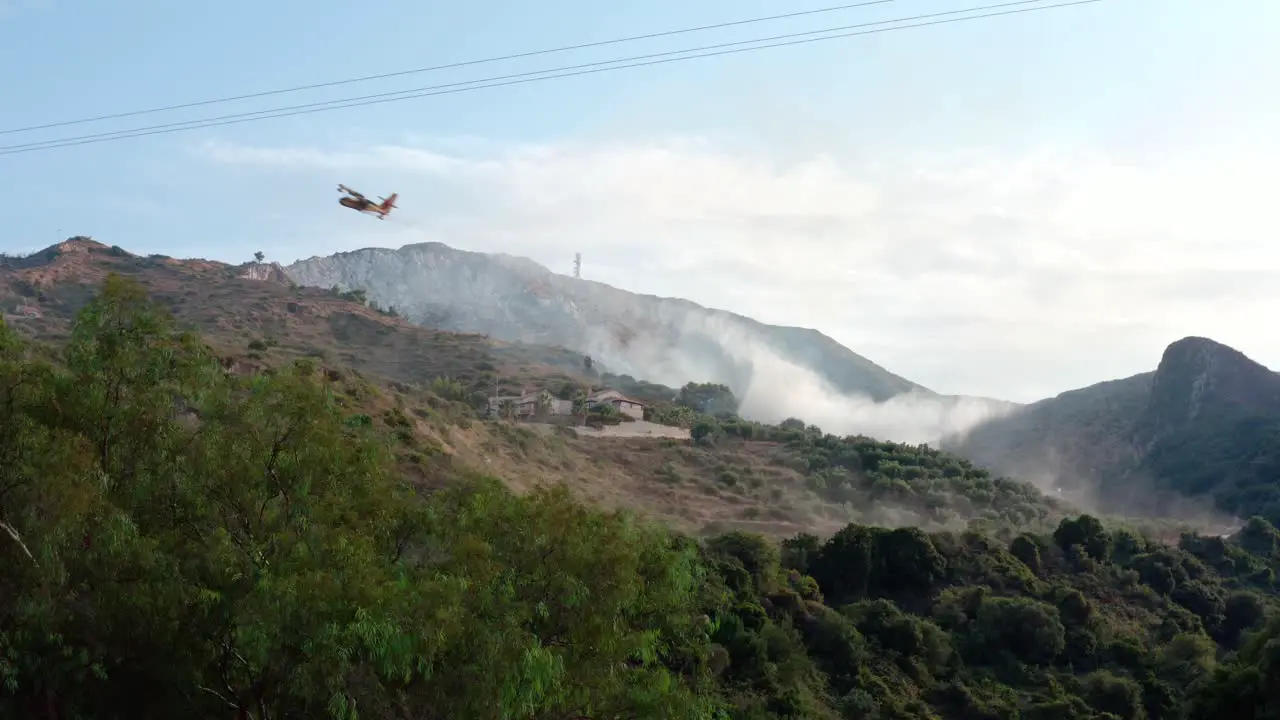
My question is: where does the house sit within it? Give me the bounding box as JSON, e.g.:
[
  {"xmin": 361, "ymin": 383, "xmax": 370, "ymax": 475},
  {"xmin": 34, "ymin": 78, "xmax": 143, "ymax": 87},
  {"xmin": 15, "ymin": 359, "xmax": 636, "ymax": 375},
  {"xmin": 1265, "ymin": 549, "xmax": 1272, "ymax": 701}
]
[
  {"xmin": 586, "ymin": 389, "xmax": 647, "ymax": 420},
  {"xmin": 486, "ymin": 389, "xmax": 568, "ymax": 420},
  {"xmin": 486, "ymin": 395, "xmax": 518, "ymax": 419},
  {"xmin": 485, "ymin": 387, "xmax": 646, "ymax": 422}
]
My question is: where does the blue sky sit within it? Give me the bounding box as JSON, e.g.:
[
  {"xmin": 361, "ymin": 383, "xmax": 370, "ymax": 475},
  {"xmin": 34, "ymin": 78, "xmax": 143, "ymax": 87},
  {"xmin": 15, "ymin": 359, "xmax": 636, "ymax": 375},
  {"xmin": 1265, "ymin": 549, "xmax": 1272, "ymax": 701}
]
[{"xmin": 2, "ymin": 0, "xmax": 1278, "ymax": 403}]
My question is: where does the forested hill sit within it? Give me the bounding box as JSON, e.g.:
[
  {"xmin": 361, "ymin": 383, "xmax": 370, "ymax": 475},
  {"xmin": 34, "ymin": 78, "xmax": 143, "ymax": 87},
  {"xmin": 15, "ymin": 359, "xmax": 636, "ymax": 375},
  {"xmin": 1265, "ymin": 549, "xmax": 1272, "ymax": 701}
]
[
  {"xmin": 948, "ymin": 336, "xmax": 1280, "ymax": 526},
  {"xmin": 3, "ymin": 273, "xmax": 1280, "ymax": 718}
]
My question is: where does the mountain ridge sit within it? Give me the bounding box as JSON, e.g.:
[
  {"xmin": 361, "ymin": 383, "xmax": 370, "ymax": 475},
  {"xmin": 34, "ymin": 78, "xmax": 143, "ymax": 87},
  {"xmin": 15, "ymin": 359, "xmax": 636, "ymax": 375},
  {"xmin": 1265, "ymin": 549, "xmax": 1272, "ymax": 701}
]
[
  {"xmin": 6, "ymin": 238, "xmax": 1265, "ymax": 533},
  {"xmin": 1, "ymin": 235, "xmax": 1100, "ymax": 543},
  {"xmin": 283, "ymin": 241, "xmax": 1017, "ymax": 420}
]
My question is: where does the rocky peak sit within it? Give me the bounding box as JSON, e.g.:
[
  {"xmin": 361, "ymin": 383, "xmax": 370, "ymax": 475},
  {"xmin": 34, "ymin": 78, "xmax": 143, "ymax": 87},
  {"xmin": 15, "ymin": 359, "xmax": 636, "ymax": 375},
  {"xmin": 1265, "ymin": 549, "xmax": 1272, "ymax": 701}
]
[
  {"xmin": 54, "ymin": 236, "xmax": 109, "ymax": 254},
  {"xmin": 2, "ymin": 236, "xmax": 122, "ymax": 274},
  {"xmin": 1143, "ymin": 336, "xmax": 1280, "ymax": 432},
  {"xmin": 238, "ymin": 261, "xmax": 293, "ymax": 285}
]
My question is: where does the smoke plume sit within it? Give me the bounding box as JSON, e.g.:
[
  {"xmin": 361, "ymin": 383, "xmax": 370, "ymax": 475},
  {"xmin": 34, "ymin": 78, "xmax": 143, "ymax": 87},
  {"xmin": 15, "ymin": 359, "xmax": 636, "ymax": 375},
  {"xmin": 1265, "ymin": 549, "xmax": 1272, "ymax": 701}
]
[{"xmin": 580, "ymin": 308, "xmax": 1016, "ymax": 445}]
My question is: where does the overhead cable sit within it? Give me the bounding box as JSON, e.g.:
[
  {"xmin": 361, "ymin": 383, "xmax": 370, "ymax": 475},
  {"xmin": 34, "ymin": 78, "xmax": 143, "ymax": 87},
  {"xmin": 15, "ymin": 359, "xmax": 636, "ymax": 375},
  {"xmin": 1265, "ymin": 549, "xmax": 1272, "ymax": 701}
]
[
  {"xmin": 0, "ymin": 0, "xmax": 1104, "ymax": 157},
  {"xmin": 0, "ymin": 0, "xmax": 904, "ymax": 135}
]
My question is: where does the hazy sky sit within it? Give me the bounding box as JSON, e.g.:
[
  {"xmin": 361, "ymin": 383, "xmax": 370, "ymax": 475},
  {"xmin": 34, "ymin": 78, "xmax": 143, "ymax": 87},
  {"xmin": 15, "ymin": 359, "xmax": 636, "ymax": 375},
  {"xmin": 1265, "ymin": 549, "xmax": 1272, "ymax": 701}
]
[{"xmin": 2, "ymin": 0, "xmax": 1278, "ymax": 402}]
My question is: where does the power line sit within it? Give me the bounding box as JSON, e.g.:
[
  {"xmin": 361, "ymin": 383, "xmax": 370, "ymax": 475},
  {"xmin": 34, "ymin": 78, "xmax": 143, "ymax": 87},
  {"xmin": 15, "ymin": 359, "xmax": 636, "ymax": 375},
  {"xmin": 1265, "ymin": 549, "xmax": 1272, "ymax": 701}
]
[
  {"xmin": 0, "ymin": 0, "xmax": 902, "ymax": 136},
  {"xmin": 0, "ymin": 0, "xmax": 1103, "ymax": 157},
  {"xmin": 9, "ymin": 0, "xmax": 1047, "ymax": 153},
  {"xmin": 3, "ymin": 0, "xmax": 1092, "ymax": 154},
  {"xmin": 3, "ymin": 0, "xmax": 1096, "ymax": 156}
]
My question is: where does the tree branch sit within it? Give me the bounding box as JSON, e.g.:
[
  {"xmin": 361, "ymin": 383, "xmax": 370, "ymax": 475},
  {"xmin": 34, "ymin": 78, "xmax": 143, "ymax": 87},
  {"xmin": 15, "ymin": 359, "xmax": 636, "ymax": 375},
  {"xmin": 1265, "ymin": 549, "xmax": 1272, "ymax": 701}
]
[{"xmin": 0, "ymin": 517, "xmax": 36, "ymax": 565}]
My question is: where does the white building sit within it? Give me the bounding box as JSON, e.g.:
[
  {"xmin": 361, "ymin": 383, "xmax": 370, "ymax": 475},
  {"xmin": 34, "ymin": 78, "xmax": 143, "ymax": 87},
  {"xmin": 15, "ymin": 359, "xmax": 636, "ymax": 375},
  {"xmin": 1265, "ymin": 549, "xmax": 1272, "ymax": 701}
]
[{"xmin": 586, "ymin": 389, "xmax": 646, "ymax": 420}]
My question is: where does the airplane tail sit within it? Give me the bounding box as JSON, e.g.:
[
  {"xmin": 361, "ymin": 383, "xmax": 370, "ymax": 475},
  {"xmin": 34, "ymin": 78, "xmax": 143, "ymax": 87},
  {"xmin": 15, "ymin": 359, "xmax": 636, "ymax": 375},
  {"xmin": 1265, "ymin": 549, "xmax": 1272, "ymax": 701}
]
[{"xmin": 380, "ymin": 193, "xmax": 399, "ymax": 212}]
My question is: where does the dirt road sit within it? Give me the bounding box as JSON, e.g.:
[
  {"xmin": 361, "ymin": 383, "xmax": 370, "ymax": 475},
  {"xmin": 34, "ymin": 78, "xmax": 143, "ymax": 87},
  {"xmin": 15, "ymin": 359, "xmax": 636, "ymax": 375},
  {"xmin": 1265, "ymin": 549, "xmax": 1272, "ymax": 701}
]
[{"xmin": 530, "ymin": 420, "xmax": 691, "ymax": 440}]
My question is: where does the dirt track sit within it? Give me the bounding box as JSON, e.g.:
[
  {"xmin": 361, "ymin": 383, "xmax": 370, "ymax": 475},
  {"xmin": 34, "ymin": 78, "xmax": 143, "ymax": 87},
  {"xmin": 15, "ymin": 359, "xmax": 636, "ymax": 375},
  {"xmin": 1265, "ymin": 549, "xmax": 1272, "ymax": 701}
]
[{"xmin": 531, "ymin": 420, "xmax": 692, "ymax": 440}]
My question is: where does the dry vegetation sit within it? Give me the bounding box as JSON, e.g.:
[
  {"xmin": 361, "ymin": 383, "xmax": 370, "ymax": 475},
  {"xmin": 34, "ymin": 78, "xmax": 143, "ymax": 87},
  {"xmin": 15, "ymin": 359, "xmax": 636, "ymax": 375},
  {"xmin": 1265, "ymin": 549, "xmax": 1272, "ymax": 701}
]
[
  {"xmin": 0, "ymin": 237, "xmax": 867, "ymax": 537},
  {"xmin": 1, "ymin": 238, "xmax": 583, "ymax": 392},
  {"xmin": 461, "ymin": 425, "xmax": 858, "ymax": 537}
]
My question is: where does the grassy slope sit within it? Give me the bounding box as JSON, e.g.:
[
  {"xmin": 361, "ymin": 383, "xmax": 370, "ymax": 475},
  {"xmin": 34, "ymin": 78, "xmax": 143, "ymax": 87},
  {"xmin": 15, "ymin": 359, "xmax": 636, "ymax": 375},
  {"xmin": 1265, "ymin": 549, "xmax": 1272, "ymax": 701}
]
[{"xmin": 1, "ymin": 238, "xmax": 1075, "ymax": 539}]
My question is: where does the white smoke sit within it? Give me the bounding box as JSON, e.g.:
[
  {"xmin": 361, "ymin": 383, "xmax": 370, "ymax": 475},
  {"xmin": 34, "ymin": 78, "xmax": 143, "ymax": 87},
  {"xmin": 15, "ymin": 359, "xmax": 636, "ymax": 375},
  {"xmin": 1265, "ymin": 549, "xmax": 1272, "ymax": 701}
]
[
  {"xmin": 578, "ymin": 306, "xmax": 1016, "ymax": 445},
  {"xmin": 735, "ymin": 354, "xmax": 1014, "ymax": 445},
  {"xmin": 283, "ymin": 240, "xmax": 1016, "ymax": 446}
]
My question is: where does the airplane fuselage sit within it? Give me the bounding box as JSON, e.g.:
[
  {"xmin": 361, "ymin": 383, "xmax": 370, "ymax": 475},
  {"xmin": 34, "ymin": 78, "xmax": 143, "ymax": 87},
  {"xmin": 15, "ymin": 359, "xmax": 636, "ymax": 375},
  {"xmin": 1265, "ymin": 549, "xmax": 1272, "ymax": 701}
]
[
  {"xmin": 338, "ymin": 196, "xmax": 385, "ymax": 213},
  {"xmin": 339, "ymin": 196, "xmax": 368, "ymax": 210},
  {"xmin": 337, "ymin": 186, "xmax": 395, "ymax": 219}
]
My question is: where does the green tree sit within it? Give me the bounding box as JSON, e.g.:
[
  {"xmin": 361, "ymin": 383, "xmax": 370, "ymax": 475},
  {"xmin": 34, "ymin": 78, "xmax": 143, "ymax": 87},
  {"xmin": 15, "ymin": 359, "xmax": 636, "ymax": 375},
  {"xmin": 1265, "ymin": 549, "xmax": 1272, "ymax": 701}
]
[
  {"xmin": 1187, "ymin": 614, "xmax": 1280, "ymax": 720},
  {"xmin": 1054, "ymin": 515, "xmax": 1112, "ymax": 562},
  {"xmin": 0, "ymin": 276, "xmax": 726, "ymax": 720},
  {"xmin": 1079, "ymin": 671, "xmax": 1145, "ymax": 720},
  {"xmin": 677, "ymin": 382, "xmax": 738, "ymax": 416},
  {"xmin": 1010, "ymin": 533, "xmax": 1044, "ymax": 574},
  {"xmin": 1237, "ymin": 516, "xmax": 1279, "ymax": 558},
  {"xmin": 691, "ymin": 418, "xmax": 721, "ymax": 447},
  {"xmin": 971, "ymin": 596, "xmax": 1066, "ymax": 666},
  {"xmin": 408, "ymin": 481, "xmax": 719, "ymax": 719}
]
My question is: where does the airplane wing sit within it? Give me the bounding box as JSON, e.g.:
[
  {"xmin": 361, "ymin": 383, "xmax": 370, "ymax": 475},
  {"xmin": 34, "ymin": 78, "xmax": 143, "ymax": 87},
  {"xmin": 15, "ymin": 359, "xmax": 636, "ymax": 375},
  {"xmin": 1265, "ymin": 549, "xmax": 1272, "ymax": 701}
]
[{"xmin": 338, "ymin": 184, "xmax": 367, "ymax": 199}]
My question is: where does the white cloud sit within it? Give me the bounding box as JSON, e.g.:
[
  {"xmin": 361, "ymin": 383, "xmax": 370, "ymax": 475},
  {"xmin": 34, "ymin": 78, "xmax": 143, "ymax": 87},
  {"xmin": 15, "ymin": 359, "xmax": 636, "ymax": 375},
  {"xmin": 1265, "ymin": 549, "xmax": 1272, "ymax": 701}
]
[{"xmin": 198, "ymin": 135, "xmax": 1280, "ymax": 405}]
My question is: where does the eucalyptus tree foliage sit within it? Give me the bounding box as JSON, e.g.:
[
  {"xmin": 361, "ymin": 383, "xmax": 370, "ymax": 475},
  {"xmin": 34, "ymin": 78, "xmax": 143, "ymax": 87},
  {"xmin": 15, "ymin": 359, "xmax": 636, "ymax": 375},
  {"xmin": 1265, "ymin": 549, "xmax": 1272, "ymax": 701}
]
[{"xmin": 0, "ymin": 274, "xmax": 722, "ymax": 720}]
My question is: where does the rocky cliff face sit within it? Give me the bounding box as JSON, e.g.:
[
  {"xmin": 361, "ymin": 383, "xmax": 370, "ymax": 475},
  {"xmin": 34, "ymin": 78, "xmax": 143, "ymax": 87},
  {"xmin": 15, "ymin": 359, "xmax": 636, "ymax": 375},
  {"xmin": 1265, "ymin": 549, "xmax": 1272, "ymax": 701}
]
[
  {"xmin": 237, "ymin": 261, "xmax": 293, "ymax": 285},
  {"xmin": 284, "ymin": 242, "xmax": 930, "ymax": 403},
  {"xmin": 1139, "ymin": 337, "xmax": 1280, "ymax": 438}
]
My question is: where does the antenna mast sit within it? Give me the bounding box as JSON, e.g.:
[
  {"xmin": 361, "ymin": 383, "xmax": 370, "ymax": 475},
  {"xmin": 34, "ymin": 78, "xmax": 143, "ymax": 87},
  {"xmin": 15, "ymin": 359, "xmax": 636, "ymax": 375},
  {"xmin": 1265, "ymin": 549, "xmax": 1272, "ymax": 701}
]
[{"xmin": 573, "ymin": 253, "xmax": 581, "ymax": 278}]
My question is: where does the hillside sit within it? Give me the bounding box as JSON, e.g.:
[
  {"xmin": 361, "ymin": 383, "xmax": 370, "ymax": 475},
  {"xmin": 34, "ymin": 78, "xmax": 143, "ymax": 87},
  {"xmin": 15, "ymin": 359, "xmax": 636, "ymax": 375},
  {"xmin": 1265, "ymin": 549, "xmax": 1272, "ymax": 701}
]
[
  {"xmin": 4, "ymin": 278, "xmax": 1280, "ymax": 718},
  {"xmin": 0, "ymin": 238, "xmax": 584, "ymax": 394},
  {"xmin": 948, "ymin": 336, "xmax": 1280, "ymax": 527},
  {"xmin": 283, "ymin": 242, "xmax": 933, "ymax": 403},
  {"xmin": 0, "ymin": 237, "xmax": 1066, "ymax": 539}
]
